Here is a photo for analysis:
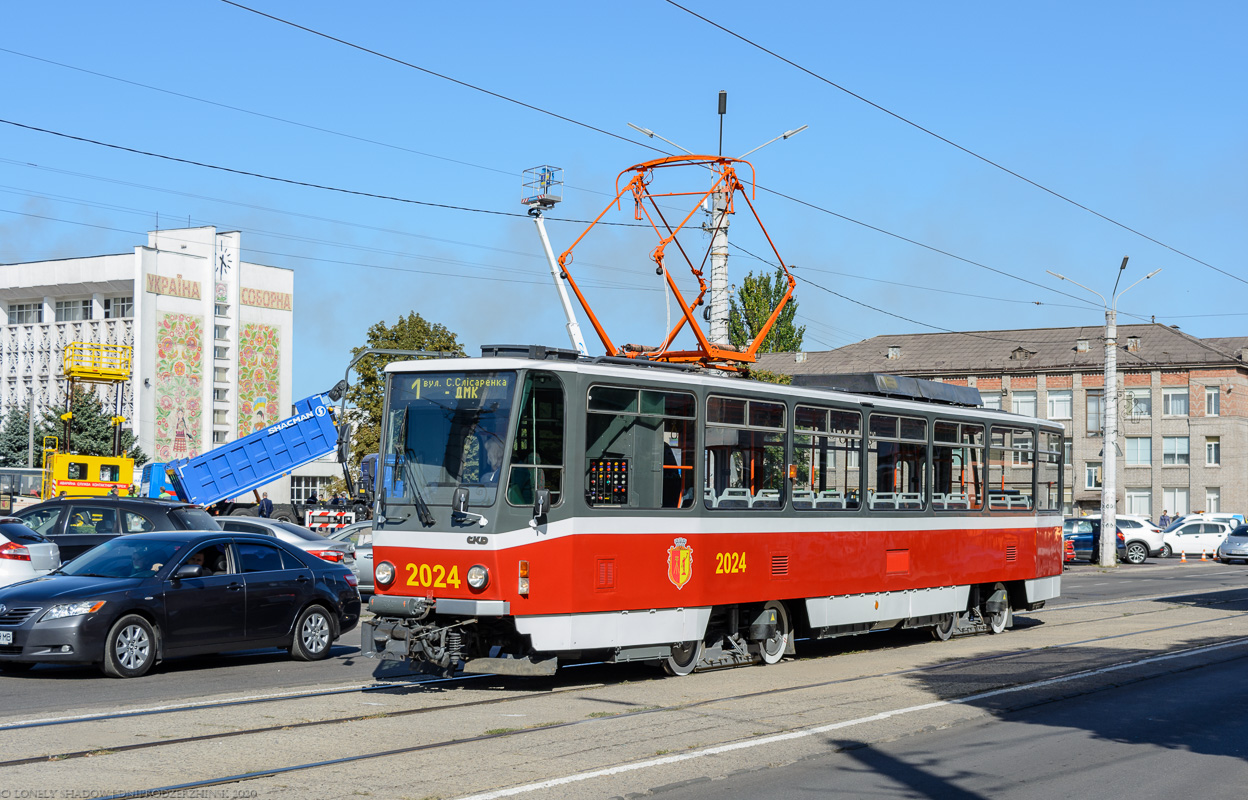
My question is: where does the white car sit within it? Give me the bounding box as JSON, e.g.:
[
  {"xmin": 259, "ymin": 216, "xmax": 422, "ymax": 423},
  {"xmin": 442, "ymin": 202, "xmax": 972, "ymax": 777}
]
[
  {"xmin": 1161, "ymin": 520, "xmax": 1235, "ymax": 558},
  {"xmin": 1088, "ymin": 514, "xmax": 1163, "ymax": 559},
  {"xmin": 0, "ymin": 517, "xmax": 61, "ymax": 588}
]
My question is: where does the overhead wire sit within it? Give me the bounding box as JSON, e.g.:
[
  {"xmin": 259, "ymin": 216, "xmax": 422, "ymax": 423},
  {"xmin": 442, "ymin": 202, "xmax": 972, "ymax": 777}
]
[{"xmin": 663, "ymin": 0, "xmax": 1246, "ymax": 287}]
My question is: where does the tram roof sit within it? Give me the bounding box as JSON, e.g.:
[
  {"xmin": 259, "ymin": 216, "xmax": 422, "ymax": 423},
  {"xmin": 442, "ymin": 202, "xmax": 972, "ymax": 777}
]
[{"xmin": 383, "ymin": 348, "xmax": 1061, "ymax": 430}]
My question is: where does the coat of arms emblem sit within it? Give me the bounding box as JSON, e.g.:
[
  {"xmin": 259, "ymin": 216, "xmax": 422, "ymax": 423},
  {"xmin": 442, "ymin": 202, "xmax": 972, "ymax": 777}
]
[{"xmin": 667, "ymin": 537, "xmax": 693, "ymax": 590}]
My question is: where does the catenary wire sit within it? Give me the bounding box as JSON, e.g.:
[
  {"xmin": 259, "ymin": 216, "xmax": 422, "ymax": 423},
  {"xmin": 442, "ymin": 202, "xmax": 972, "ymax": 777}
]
[{"xmin": 663, "ymin": 0, "xmax": 1247, "ymax": 287}]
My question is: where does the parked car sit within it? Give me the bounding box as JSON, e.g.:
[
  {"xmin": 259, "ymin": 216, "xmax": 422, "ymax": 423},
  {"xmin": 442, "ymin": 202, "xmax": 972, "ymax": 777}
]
[
  {"xmin": 1073, "ymin": 514, "xmax": 1158, "ymax": 559},
  {"xmin": 1217, "ymin": 525, "xmax": 1248, "ymax": 564},
  {"xmin": 0, "ymin": 531, "xmax": 360, "ymax": 676},
  {"xmin": 14, "ymin": 497, "xmax": 221, "ymax": 562},
  {"xmin": 218, "ymin": 517, "xmax": 353, "ymax": 565},
  {"xmin": 1063, "ymin": 518, "xmax": 1128, "ymax": 563},
  {"xmin": 0, "ymin": 518, "xmax": 60, "ymax": 588},
  {"xmin": 1163, "ymin": 519, "xmax": 1235, "ymax": 558},
  {"xmin": 328, "ymin": 521, "xmax": 373, "ymax": 594},
  {"xmin": 1163, "ymin": 514, "xmax": 1242, "ymax": 534}
]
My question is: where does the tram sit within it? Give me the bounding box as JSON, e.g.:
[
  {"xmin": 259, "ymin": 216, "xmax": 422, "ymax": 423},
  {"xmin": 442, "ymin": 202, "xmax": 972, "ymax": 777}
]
[{"xmin": 361, "ymin": 345, "xmax": 1064, "ymax": 676}]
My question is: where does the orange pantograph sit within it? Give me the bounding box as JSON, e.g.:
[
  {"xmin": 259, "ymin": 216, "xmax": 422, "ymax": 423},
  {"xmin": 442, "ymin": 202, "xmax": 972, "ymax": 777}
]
[{"xmin": 556, "ymin": 155, "xmax": 794, "ymax": 369}]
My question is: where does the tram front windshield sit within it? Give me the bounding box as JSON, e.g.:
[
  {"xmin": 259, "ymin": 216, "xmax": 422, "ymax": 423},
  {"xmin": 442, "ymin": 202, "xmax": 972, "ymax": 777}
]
[{"xmin": 384, "ymin": 371, "xmax": 517, "ymax": 508}]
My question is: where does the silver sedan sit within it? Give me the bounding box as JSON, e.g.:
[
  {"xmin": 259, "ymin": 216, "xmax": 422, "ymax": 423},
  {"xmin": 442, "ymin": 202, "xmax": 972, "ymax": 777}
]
[
  {"xmin": 329, "ymin": 521, "xmax": 373, "ymax": 594},
  {"xmin": 1217, "ymin": 526, "xmax": 1248, "ymax": 564},
  {"xmin": 218, "ymin": 517, "xmax": 354, "ymax": 566}
]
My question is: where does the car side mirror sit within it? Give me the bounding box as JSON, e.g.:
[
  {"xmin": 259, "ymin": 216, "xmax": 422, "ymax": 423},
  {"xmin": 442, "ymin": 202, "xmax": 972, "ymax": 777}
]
[
  {"xmin": 173, "ymin": 564, "xmax": 204, "ymax": 580},
  {"xmin": 533, "ymin": 489, "xmax": 551, "ymax": 519}
]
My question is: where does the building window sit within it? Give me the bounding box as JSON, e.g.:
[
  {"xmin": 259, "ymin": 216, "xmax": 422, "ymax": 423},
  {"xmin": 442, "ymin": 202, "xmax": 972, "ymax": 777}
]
[
  {"xmin": 1011, "ymin": 391, "xmax": 1037, "ymax": 417},
  {"xmin": 1163, "ymin": 487, "xmax": 1189, "ymax": 516},
  {"xmin": 214, "ymin": 303, "xmax": 230, "ymax": 317},
  {"xmin": 1086, "ymin": 390, "xmax": 1104, "ymax": 436},
  {"xmin": 1162, "ymin": 436, "xmax": 1189, "ymax": 466},
  {"xmin": 1046, "ymin": 390, "xmax": 1072, "ymax": 420},
  {"xmin": 211, "ymin": 430, "xmax": 229, "ymax": 444},
  {"xmin": 1076, "ymin": 339, "xmax": 1089, "ymax": 353},
  {"xmin": 213, "ymin": 388, "xmax": 229, "ymax": 402},
  {"xmin": 54, "ymin": 299, "xmax": 91, "ymax": 322},
  {"xmin": 7, "ymin": 303, "xmax": 42, "ymax": 324},
  {"xmin": 213, "ymin": 367, "xmax": 229, "ymax": 383},
  {"xmin": 1207, "ymin": 488, "xmax": 1221, "ymax": 513},
  {"xmin": 1127, "ymin": 389, "xmax": 1152, "ymax": 419},
  {"xmin": 291, "ymin": 475, "xmax": 333, "ymax": 503},
  {"xmin": 1085, "ymin": 462, "xmax": 1102, "ymax": 489},
  {"xmin": 103, "ymin": 296, "xmax": 133, "ymax": 319},
  {"xmin": 1206, "ymin": 388, "xmax": 1220, "ymax": 417},
  {"xmin": 1125, "ymin": 437, "xmax": 1152, "ymax": 466},
  {"xmin": 1063, "ymin": 437, "xmax": 1073, "ymax": 466},
  {"xmin": 980, "ymin": 392, "xmax": 1001, "ymax": 410},
  {"xmin": 886, "ymin": 346, "xmax": 901, "ymax": 360},
  {"xmin": 214, "ymin": 346, "xmax": 229, "ymax": 360},
  {"xmin": 1206, "ymin": 436, "xmax": 1221, "ymax": 466},
  {"xmin": 214, "ymin": 324, "xmax": 229, "ymax": 340},
  {"xmin": 1162, "ymin": 388, "xmax": 1189, "ymax": 417},
  {"xmin": 1125, "ymin": 489, "xmax": 1152, "ymax": 517},
  {"xmin": 213, "ymin": 409, "xmax": 228, "ymax": 425}
]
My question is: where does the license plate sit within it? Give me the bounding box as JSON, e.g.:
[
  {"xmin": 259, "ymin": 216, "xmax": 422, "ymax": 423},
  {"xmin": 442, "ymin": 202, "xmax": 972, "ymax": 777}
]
[{"xmin": 0, "ymin": 631, "xmax": 12, "ymax": 645}]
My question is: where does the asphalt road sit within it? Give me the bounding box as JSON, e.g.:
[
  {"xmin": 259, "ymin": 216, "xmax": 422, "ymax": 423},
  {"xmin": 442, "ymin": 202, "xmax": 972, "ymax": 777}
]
[
  {"xmin": 655, "ymin": 633, "xmax": 1248, "ymax": 800},
  {"xmin": 3, "ymin": 559, "xmax": 1247, "ymax": 719}
]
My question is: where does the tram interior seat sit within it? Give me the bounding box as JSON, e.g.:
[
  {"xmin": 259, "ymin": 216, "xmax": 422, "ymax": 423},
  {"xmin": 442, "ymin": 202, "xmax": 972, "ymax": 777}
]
[
  {"xmin": 871, "ymin": 492, "xmax": 897, "ymax": 510},
  {"xmin": 792, "ymin": 489, "xmax": 815, "ymax": 509},
  {"xmin": 704, "ymin": 487, "xmax": 718, "ymax": 508},
  {"xmin": 897, "ymin": 492, "xmax": 924, "ymax": 509},
  {"xmin": 716, "ymin": 487, "xmax": 752, "ymax": 509},
  {"xmin": 752, "ymin": 489, "xmax": 781, "ymax": 508},
  {"xmin": 933, "ymin": 492, "xmax": 970, "ymax": 510},
  {"xmin": 815, "ymin": 490, "xmax": 845, "ymax": 509}
]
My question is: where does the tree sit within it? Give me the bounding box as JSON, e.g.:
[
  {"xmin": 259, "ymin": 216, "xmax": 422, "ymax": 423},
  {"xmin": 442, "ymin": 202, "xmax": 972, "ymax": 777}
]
[
  {"xmin": 0, "ymin": 403, "xmax": 33, "ymax": 467},
  {"xmin": 37, "ymin": 387, "xmax": 147, "ymax": 465},
  {"xmin": 728, "ymin": 267, "xmax": 804, "ymax": 354},
  {"xmin": 346, "ymin": 312, "xmax": 465, "ymax": 466}
]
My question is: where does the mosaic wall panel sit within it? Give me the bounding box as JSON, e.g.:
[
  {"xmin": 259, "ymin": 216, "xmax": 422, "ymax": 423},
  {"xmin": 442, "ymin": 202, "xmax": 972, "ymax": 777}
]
[
  {"xmin": 154, "ymin": 313, "xmax": 203, "ymax": 461},
  {"xmin": 237, "ymin": 323, "xmax": 280, "ymax": 438}
]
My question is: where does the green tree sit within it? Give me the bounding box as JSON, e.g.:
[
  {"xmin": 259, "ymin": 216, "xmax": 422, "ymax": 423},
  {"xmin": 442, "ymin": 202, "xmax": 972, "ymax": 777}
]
[
  {"xmin": 0, "ymin": 403, "xmax": 33, "ymax": 467},
  {"xmin": 346, "ymin": 312, "xmax": 465, "ymax": 465},
  {"xmin": 728, "ymin": 267, "xmax": 804, "ymax": 354},
  {"xmin": 38, "ymin": 388, "xmax": 147, "ymax": 465}
]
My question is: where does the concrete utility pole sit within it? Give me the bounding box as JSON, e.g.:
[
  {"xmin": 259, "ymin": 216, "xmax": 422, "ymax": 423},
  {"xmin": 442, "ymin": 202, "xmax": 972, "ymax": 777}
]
[
  {"xmin": 707, "ymin": 189, "xmax": 732, "ymax": 346},
  {"xmin": 1049, "ymin": 259, "xmax": 1161, "ymax": 567},
  {"xmin": 27, "ymin": 388, "xmax": 35, "ymax": 468}
]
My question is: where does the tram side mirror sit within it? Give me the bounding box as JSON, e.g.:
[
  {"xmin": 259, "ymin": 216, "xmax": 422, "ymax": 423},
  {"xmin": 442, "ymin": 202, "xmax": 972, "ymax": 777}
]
[
  {"xmin": 336, "ymin": 423, "xmax": 352, "ymax": 465},
  {"xmin": 533, "ymin": 489, "xmax": 551, "ymax": 520},
  {"xmin": 453, "ymin": 487, "xmax": 470, "ymax": 514}
]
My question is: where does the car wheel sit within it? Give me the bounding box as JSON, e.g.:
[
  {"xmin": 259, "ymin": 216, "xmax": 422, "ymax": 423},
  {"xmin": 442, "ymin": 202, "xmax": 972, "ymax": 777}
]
[
  {"xmin": 1125, "ymin": 542, "xmax": 1148, "ymax": 565},
  {"xmin": 101, "ymin": 614, "xmax": 157, "ymax": 678},
  {"xmin": 1160, "ymin": 544, "xmax": 1173, "ymax": 559},
  {"xmin": 290, "ymin": 605, "xmax": 334, "ymax": 661}
]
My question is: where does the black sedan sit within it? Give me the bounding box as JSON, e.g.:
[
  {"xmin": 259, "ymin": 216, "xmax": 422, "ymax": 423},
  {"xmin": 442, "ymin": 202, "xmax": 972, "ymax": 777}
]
[{"xmin": 0, "ymin": 531, "xmax": 361, "ymax": 677}]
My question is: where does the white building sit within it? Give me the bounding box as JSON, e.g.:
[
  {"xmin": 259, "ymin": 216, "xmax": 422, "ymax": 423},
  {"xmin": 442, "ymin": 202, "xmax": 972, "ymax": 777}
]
[{"xmin": 1, "ymin": 226, "xmax": 297, "ymax": 500}]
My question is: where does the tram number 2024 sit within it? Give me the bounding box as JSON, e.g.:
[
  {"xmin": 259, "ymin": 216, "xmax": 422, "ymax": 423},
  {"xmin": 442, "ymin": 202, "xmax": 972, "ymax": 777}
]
[
  {"xmin": 715, "ymin": 552, "xmax": 747, "ymax": 574},
  {"xmin": 405, "ymin": 563, "xmax": 461, "ymax": 589}
]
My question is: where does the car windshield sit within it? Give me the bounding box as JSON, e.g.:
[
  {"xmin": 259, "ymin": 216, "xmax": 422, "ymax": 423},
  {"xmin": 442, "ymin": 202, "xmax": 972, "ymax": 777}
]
[
  {"xmin": 1230, "ymin": 525, "xmax": 1248, "ymax": 538},
  {"xmin": 59, "ymin": 538, "xmax": 187, "ymax": 579},
  {"xmin": 384, "ymin": 370, "xmax": 518, "ymax": 509},
  {"xmin": 16, "ymin": 507, "xmax": 60, "ymax": 535},
  {"xmin": 171, "ymin": 507, "xmax": 221, "ymax": 530}
]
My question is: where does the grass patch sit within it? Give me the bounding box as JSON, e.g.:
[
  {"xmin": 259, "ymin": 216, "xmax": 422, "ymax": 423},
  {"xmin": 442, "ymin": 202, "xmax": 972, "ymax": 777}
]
[{"xmin": 485, "ymin": 727, "xmax": 520, "ymax": 735}]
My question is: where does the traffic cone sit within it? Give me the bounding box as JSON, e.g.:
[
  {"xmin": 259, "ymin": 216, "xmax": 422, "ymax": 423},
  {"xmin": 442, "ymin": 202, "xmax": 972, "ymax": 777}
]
[
  {"xmin": 1201, "ymin": 550, "xmax": 1207, "ymax": 562},
  {"xmin": 1180, "ymin": 550, "xmax": 1187, "ymax": 563}
]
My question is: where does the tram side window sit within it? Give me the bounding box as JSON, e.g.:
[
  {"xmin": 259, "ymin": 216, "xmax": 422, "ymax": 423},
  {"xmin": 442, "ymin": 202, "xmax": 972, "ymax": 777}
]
[
  {"xmin": 932, "ymin": 420, "xmax": 984, "ymax": 510},
  {"xmin": 988, "ymin": 426, "xmax": 1035, "ymax": 510},
  {"xmin": 1035, "ymin": 430, "xmax": 1062, "ymax": 512},
  {"xmin": 584, "ymin": 386, "xmax": 696, "ymax": 509},
  {"xmin": 866, "ymin": 414, "xmax": 927, "ymax": 510},
  {"xmin": 704, "ymin": 397, "xmax": 786, "ymax": 510},
  {"xmin": 793, "ymin": 405, "xmax": 861, "ymax": 510},
  {"xmin": 508, "ymin": 371, "xmax": 565, "ymax": 507}
]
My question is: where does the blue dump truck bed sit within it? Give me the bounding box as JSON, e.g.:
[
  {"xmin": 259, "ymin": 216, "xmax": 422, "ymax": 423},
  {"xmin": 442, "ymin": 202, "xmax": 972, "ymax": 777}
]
[{"xmin": 165, "ymin": 393, "xmax": 337, "ymax": 506}]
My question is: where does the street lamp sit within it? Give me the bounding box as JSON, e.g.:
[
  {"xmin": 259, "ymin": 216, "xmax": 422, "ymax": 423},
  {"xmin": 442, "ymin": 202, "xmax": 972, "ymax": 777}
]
[{"xmin": 1048, "ymin": 258, "xmax": 1162, "ymax": 567}]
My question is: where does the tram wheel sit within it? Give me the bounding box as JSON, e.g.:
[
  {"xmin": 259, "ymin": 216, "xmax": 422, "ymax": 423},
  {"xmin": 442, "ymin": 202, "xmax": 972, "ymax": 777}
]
[
  {"xmin": 985, "ymin": 583, "xmax": 1011, "ymax": 635},
  {"xmin": 754, "ymin": 600, "xmax": 791, "ymax": 666},
  {"xmin": 662, "ymin": 640, "xmax": 704, "ymax": 677},
  {"xmin": 931, "ymin": 613, "xmax": 957, "ymax": 641}
]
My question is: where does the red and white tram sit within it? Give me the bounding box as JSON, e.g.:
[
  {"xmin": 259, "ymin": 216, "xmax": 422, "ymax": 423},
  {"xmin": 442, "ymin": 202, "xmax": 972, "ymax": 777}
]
[{"xmin": 362, "ymin": 345, "xmax": 1064, "ymax": 676}]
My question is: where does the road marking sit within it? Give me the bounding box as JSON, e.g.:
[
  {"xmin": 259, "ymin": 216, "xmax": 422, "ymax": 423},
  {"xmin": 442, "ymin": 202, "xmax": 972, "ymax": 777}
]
[{"xmin": 453, "ymin": 638, "xmax": 1248, "ymax": 800}]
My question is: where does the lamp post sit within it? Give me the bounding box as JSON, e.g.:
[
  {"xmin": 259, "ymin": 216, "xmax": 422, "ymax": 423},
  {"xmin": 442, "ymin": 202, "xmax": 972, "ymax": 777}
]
[{"xmin": 1048, "ymin": 259, "xmax": 1161, "ymax": 567}]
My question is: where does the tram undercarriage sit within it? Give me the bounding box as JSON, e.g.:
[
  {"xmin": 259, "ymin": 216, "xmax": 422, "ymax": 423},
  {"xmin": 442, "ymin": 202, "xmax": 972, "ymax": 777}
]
[{"xmin": 362, "ymin": 580, "xmax": 1043, "ymax": 677}]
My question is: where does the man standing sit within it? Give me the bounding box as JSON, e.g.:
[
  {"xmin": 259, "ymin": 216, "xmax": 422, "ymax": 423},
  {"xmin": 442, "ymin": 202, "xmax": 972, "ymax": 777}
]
[
  {"xmin": 1159, "ymin": 509, "xmax": 1171, "ymax": 528},
  {"xmin": 259, "ymin": 492, "xmax": 274, "ymax": 518}
]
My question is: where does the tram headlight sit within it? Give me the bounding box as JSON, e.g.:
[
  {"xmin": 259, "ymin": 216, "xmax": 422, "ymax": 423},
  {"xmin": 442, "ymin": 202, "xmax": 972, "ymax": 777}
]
[
  {"xmin": 375, "ymin": 561, "xmax": 396, "ymax": 588},
  {"xmin": 467, "ymin": 564, "xmax": 489, "ymax": 590}
]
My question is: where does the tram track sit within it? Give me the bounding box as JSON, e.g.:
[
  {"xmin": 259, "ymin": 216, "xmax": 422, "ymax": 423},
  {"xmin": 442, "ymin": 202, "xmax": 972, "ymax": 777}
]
[
  {"xmin": 73, "ymin": 623, "xmax": 1248, "ymax": 800},
  {"xmin": 5, "ymin": 586, "xmax": 1248, "ymax": 776}
]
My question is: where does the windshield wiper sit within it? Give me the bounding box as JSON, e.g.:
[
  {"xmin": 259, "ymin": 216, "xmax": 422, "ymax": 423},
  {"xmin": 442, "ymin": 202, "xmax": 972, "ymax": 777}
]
[{"xmin": 403, "ymin": 448, "xmax": 436, "ymax": 527}]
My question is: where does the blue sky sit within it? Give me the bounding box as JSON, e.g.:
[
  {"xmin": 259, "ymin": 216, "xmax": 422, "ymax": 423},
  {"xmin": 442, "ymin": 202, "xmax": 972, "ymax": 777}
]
[{"xmin": 2, "ymin": 1, "xmax": 1245, "ymax": 399}]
